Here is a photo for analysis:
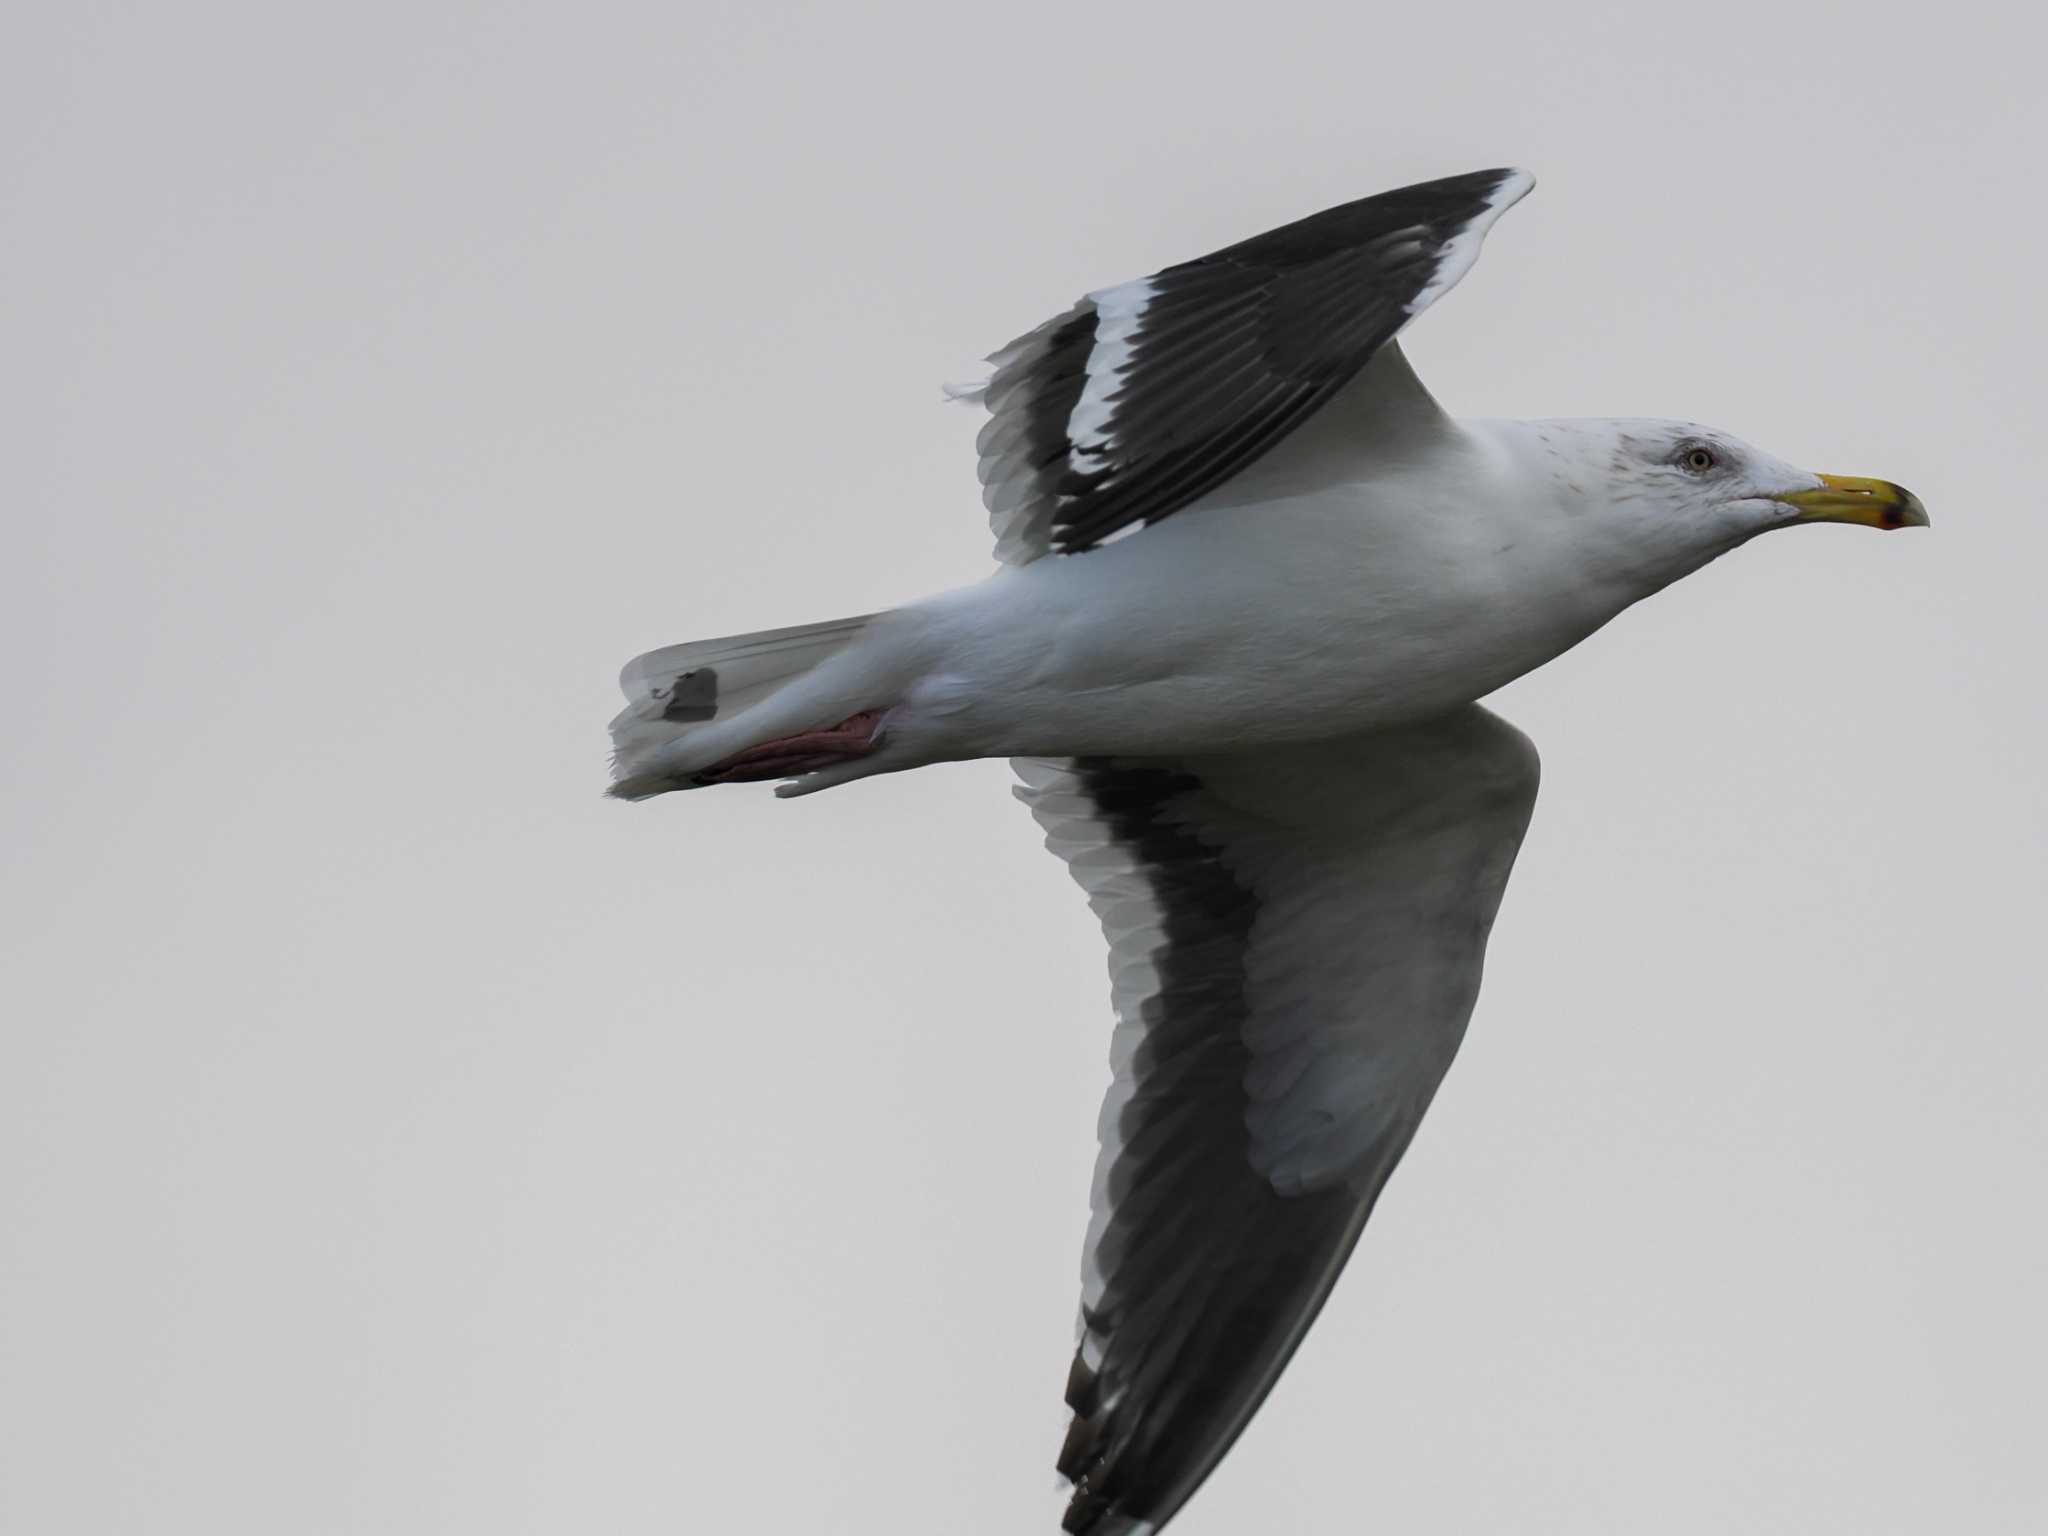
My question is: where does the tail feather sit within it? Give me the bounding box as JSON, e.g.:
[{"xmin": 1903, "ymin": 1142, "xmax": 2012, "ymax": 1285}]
[{"xmin": 608, "ymin": 613, "xmax": 876, "ymax": 798}]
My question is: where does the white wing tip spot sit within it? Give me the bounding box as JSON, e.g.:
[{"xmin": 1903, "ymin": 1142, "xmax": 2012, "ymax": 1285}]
[{"xmin": 1406, "ymin": 166, "xmax": 1537, "ymax": 316}]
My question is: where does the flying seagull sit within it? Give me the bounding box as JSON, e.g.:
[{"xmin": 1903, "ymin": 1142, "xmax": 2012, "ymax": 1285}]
[{"xmin": 605, "ymin": 168, "xmax": 1926, "ymax": 1535}]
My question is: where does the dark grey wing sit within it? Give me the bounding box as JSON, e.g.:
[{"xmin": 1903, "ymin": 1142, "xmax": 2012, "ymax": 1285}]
[
  {"xmin": 967, "ymin": 168, "xmax": 1532, "ymax": 564},
  {"xmin": 1014, "ymin": 707, "xmax": 1541, "ymax": 1536}
]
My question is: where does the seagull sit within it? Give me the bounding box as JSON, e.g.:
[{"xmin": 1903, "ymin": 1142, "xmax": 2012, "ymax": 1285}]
[{"xmin": 606, "ymin": 168, "xmax": 1927, "ymax": 1535}]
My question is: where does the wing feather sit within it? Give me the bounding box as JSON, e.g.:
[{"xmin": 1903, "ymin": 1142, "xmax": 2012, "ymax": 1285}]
[
  {"xmin": 969, "ymin": 169, "xmax": 1534, "ymax": 563},
  {"xmin": 1015, "ymin": 707, "xmax": 1540, "ymax": 1535}
]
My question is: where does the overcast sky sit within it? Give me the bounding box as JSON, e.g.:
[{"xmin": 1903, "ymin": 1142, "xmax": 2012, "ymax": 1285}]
[{"xmin": 5, "ymin": 3, "xmax": 2044, "ymax": 1532}]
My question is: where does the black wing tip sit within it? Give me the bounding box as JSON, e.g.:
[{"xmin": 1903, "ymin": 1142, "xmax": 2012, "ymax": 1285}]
[
  {"xmin": 1479, "ymin": 165, "xmax": 1537, "ymax": 207},
  {"xmin": 1058, "ymin": 1389, "xmax": 1141, "ymax": 1535},
  {"xmin": 1411, "ymin": 165, "xmax": 1536, "ymax": 201}
]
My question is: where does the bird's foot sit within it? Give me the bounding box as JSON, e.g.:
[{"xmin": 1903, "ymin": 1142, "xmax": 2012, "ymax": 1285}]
[{"xmin": 692, "ymin": 710, "xmax": 885, "ymax": 786}]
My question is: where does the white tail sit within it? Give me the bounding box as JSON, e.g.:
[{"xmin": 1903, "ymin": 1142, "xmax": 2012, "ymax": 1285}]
[{"xmin": 608, "ymin": 613, "xmax": 877, "ymax": 799}]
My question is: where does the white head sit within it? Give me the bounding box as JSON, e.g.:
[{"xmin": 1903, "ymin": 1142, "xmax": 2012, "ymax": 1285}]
[{"xmin": 1517, "ymin": 417, "xmax": 1929, "ymax": 592}]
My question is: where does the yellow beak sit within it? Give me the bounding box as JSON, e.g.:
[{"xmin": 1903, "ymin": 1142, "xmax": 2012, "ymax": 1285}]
[{"xmin": 1777, "ymin": 473, "xmax": 1930, "ymax": 530}]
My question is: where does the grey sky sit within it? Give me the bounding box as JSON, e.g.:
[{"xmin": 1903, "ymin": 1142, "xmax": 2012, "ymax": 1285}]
[{"xmin": 4, "ymin": 3, "xmax": 2043, "ymax": 1531}]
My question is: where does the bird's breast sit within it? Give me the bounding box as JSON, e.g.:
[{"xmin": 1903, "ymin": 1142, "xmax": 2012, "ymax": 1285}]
[{"xmin": 900, "ymin": 490, "xmax": 1618, "ymax": 759}]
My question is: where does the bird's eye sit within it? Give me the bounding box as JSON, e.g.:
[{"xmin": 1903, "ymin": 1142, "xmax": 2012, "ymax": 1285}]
[{"xmin": 1681, "ymin": 445, "xmax": 1718, "ymax": 474}]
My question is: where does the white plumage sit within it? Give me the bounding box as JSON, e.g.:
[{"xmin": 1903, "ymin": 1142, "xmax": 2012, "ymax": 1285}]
[{"xmin": 603, "ymin": 169, "xmax": 1927, "ymax": 1536}]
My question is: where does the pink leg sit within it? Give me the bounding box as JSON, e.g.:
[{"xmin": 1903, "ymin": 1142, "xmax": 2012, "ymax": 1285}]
[{"xmin": 693, "ymin": 710, "xmax": 885, "ymax": 786}]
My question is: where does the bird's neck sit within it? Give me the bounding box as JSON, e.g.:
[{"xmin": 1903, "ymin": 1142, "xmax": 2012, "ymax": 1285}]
[{"xmin": 1473, "ymin": 417, "xmax": 1758, "ymax": 600}]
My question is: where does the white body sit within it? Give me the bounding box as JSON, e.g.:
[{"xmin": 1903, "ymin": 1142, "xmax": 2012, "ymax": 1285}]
[
  {"xmin": 617, "ymin": 413, "xmax": 1793, "ymax": 792},
  {"xmin": 889, "ymin": 419, "xmax": 1692, "ymax": 757}
]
